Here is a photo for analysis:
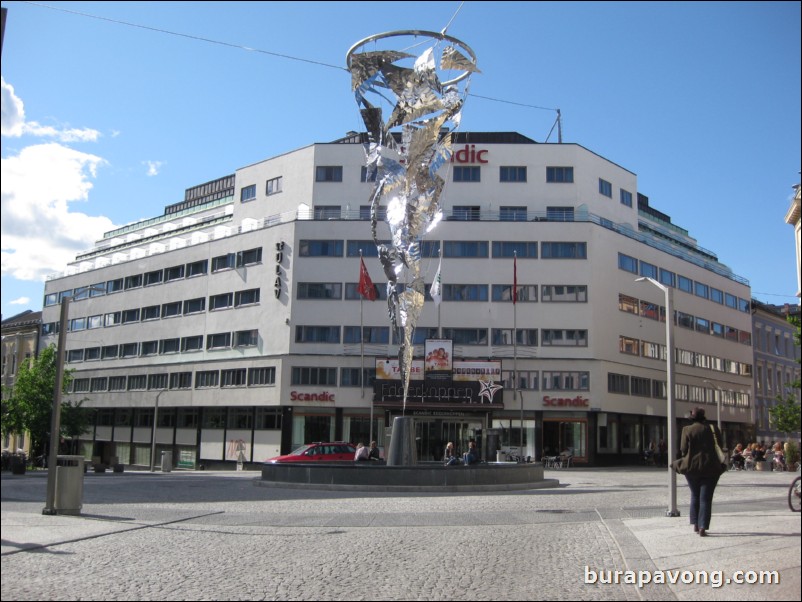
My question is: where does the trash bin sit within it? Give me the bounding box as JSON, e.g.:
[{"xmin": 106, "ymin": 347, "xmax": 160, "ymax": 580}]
[
  {"xmin": 55, "ymin": 455, "xmax": 84, "ymax": 515},
  {"xmin": 161, "ymin": 451, "xmax": 173, "ymax": 473},
  {"xmin": 485, "ymin": 428, "xmax": 501, "ymax": 462}
]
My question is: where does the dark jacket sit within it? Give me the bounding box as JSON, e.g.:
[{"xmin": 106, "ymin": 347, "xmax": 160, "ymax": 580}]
[{"xmin": 679, "ymin": 420, "xmax": 726, "ymax": 477}]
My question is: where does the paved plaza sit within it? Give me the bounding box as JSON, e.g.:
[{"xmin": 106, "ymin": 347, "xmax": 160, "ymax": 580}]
[{"xmin": 1, "ymin": 466, "xmax": 800, "ymax": 601}]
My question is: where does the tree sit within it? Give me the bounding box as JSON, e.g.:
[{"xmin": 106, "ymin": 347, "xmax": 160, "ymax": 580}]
[
  {"xmin": 60, "ymin": 399, "xmax": 95, "ymax": 454},
  {"xmin": 0, "ymin": 345, "xmax": 73, "ymax": 460}
]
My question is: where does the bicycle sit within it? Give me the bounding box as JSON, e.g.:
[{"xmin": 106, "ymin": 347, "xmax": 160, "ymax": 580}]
[{"xmin": 789, "ymin": 474, "xmax": 801, "ymax": 513}]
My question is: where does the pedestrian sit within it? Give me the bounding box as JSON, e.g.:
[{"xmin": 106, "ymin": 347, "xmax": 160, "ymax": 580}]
[
  {"xmin": 368, "ymin": 441, "xmax": 381, "ymax": 461},
  {"xmin": 463, "ymin": 440, "xmax": 479, "ymax": 466},
  {"xmin": 672, "ymin": 407, "xmax": 727, "ymax": 536},
  {"xmin": 443, "ymin": 442, "xmax": 459, "ymax": 466},
  {"xmin": 354, "ymin": 442, "xmax": 370, "ymax": 461}
]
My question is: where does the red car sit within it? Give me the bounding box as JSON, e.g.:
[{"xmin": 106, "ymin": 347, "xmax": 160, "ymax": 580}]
[{"xmin": 266, "ymin": 442, "xmax": 356, "ymax": 463}]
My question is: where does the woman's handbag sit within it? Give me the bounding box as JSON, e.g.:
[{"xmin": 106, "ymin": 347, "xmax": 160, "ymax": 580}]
[
  {"xmin": 671, "ymin": 454, "xmax": 690, "ymax": 475},
  {"xmin": 710, "ymin": 425, "xmax": 726, "ymax": 464}
]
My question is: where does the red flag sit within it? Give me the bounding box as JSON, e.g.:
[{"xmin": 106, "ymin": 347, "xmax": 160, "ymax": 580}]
[
  {"xmin": 358, "ymin": 257, "xmax": 377, "ymax": 301},
  {"xmin": 513, "ymin": 254, "xmax": 518, "ymax": 304}
]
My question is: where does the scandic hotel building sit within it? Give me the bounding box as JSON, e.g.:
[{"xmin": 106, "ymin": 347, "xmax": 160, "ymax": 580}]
[{"xmin": 41, "ymin": 132, "xmax": 755, "ymax": 468}]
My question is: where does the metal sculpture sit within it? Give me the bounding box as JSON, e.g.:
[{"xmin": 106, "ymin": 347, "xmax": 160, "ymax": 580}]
[{"xmin": 346, "ymin": 30, "xmax": 479, "ymax": 412}]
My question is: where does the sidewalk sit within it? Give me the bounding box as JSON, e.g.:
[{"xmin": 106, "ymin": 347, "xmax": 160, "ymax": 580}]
[{"xmin": 2, "ymin": 467, "xmax": 799, "ymax": 600}]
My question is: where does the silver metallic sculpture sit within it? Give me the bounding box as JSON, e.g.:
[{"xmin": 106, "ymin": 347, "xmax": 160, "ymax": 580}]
[{"xmin": 346, "ymin": 31, "xmax": 479, "ymax": 411}]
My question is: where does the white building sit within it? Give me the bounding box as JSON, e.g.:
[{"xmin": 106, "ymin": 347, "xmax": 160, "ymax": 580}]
[{"xmin": 41, "ymin": 132, "xmax": 755, "ymax": 468}]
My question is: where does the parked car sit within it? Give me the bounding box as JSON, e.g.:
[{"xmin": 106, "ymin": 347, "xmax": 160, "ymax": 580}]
[{"xmin": 266, "ymin": 442, "xmax": 356, "ymax": 463}]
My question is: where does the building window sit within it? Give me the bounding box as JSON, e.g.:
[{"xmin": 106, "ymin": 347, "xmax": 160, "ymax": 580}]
[
  {"xmin": 499, "ymin": 206, "xmax": 527, "ymax": 221},
  {"xmin": 106, "ymin": 278, "xmax": 124, "ymax": 294},
  {"xmin": 620, "ymin": 189, "xmax": 633, "ymax": 207},
  {"xmin": 70, "ymin": 318, "xmax": 86, "ymax": 332},
  {"xmin": 266, "ymin": 176, "xmax": 283, "ymax": 195},
  {"xmin": 195, "ymin": 371, "xmax": 219, "ymax": 388},
  {"xmin": 72, "ymin": 378, "xmax": 90, "ymax": 393},
  {"xmin": 619, "ymin": 336, "xmax": 639, "ymax": 355},
  {"xmin": 104, "ymin": 311, "xmax": 122, "ymax": 327},
  {"xmin": 453, "ymin": 166, "xmax": 481, "ymax": 182},
  {"xmin": 500, "ymin": 166, "xmax": 527, "ymax": 182},
  {"xmin": 546, "ymin": 166, "xmax": 573, "ymax": 183},
  {"xmin": 491, "ymin": 329, "xmax": 538, "ymax": 346},
  {"xmin": 443, "ymin": 284, "xmax": 488, "ymax": 302},
  {"xmin": 169, "ymin": 372, "xmax": 192, "ymax": 389},
  {"xmin": 546, "ymin": 206, "xmax": 574, "ymax": 221},
  {"xmin": 141, "ymin": 341, "xmax": 158, "ymax": 356},
  {"xmin": 234, "ymin": 330, "xmax": 259, "ymax": 347},
  {"xmin": 235, "ymin": 288, "xmax": 260, "ymax": 306},
  {"xmin": 186, "ymin": 259, "xmax": 208, "ymax": 277},
  {"xmin": 162, "ymin": 301, "xmax": 182, "ymax": 318},
  {"xmin": 542, "ymin": 371, "xmax": 590, "ymax": 391},
  {"xmin": 618, "ymin": 253, "xmax": 637, "ymax": 274},
  {"xmin": 142, "ymin": 305, "xmax": 160, "ymax": 320},
  {"xmin": 541, "ymin": 329, "xmax": 588, "ymax": 346},
  {"xmin": 148, "ymin": 374, "xmax": 169, "ymax": 390},
  {"xmin": 209, "ymin": 293, "xmax": 233, "ymax": 311},
  {"xmin": 165, "ymin": 265, "xmax": 185, "ymax": 281},
  {"xmin": 249, "ymin": 367, "xmax": 276, "ymax": 386},
  {"xmin": 631, "ymin": 377, "xmax": 651, "ymax": 397},
  {"xmin": 122, "ymin": 308, "xmax": 140, "ymax": 323},
  {"xmin": 67, "ymin": 349, "xmax": 84, "ymax": 363},
  {"xmin": 451, "ymin": 205, "xmax": 480, "ymax": 220},
  {"xmin": 710, "ymin": 288, "xmax": 724, "ymax": 304},
  {"xmin": 500, "ymin": 370, "xmax": 539, "ymax": 390},
  {"xmin": 295, "ymin": 326, "xmax": 340, "ymax": 343},
  {"xmin": 315, "ymin": 166, "xmax": 343, "ymax": 182},
  {"xmin": 608, "ymin": 373, "xmax": 630, "ymax": 394},
  {"xmin": 44, "ymin": 292, "xmax": 59, "ymax": 306},
  {"xmin": 541, "ymin": 285, "xmax": 587, "ymax": 302},
  {"xmin": 441, "ymin": 328, "xmax": 488, "ymax": 345},
  {"xmin": 292, "ymin": 367, "xmax": 337, "ymax": 386},
  {"xmin": 678, "ymin": 275, "xmax": 693, "ymax": 293},
  {"xmin": 314, "ymin": 205, "xmax": 342, "ymax": 220},
  {"xmin": 159, "ymin": 338, "xmax": 180, "ymax": 354},
  {"xmin": 541, "ymin": 242, "xmax": 586, "ymax": 259},
  {"xmin": 121, "ymin": 342, "xmax": 139, "ymax": 358},
  {"xmin": 181, "ymin": 335, "xmax": 203, "ymax": 352},
  {"xmin": 343, "ymin": 326, "xmax": 390, "ymax": 344},
  {"xmin": 677, "ymin": 312, "xmax": 694, "ymax": 329},
  {"xmin": 207, "ymin": 332, "xmax": 232, "ymax": 349},
  {"xmin": 144, "ymin": 269, "xmax": 163, "ymax": 286},
  {"xmin": 84, "ymin": 347, "xmax": 101, "ymax": 361},
  {"xmin": 183, "ymin": 297, "xmax": 205, "ymax": 315},
  {"xmin": 694, "ymin": 281, "xmax": 709, "ymax": 299},
  {"xmin": 236, "ymin": 248, "xmax": 262, "ymax": 267},
  {"xmin": 639, "ymin": 261, "xmax": 657, "ymax": 279},
  {"xmin": 659, "ymin": 268, "xmax": 675, "ymax": 288},
  {"xmin": 340, "ymin": 367, "xmax": 376, "ymax": 387},
  {"xmin": 212, "ymin": 253, "xmax": 235, "ymax": 272},
  {"xmin": 109, "ymin": 376, "xmax": 126, "ymax": 391},
  {"xmin": 299, "ymin": 240, "xmax": 344, "ymax": 257},
  {"xmin": 297, "ymin": 283, "xmax": 343, "ymax": 299},
  {"xmin": 492, "ymin": 284, "xmax": 537, "ymax": 302},
  {"xmin": 443, "ymin": 241, "xmax": 488, "ymax": 258},
  {"xmin": 221, "ymin": 369, "xmax": 247, "ymax": 388},
  {"xmin": 240, "ymin": 184, "xmax": 256, "ymax": 202},
  {"xmin": 599, "ymin": 178, "xmax": 612, "ymax": 197},
  {"xmin": 360, "ymin": 167, "xmax": 377, "ymax": 182},
  {"xmin": 492, "ymin": 241, "xmax": 537, "ymax": 258},
  {"xmin": 102, "ymin": 345, "xmax": 119, "ymax": 359},
  {"xmin": 128, "ymin": 375, "xmax": 147, "ymax": 391}
]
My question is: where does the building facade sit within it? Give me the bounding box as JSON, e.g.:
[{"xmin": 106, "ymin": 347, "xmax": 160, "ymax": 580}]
[
  {"xmin": 1, "ymin": 310, "xmax": 41, "ymax": 454},
  {"xmin": 752, "ymin": 300, "xmax": 801, "ymax": 445},
  {"xmin": 40, "ymin": 132, "xmax": 756, "ymax": 468}
]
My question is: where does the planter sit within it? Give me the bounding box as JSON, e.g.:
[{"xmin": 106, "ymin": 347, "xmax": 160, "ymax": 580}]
[{"xmin": 10, "ymin": 457, "xmax": 26, "ymax": 475}]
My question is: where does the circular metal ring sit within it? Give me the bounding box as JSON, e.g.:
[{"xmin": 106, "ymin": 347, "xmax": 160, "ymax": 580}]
[{"xmin": 346, "ymin": 29, "xmax": 477, "ymax": 86}]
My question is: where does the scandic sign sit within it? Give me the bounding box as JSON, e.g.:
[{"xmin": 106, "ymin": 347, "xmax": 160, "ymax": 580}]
[
  {"xmin": 543, "ymin": 395, "xmax": 589, "ymax": 407},
  {"xmin": 290, "ymin": 391, "xmax": 335, "ymax": 402},
  {"xmin": 450, "ymin": 144, "xmax": 489, "ymax": 164}
]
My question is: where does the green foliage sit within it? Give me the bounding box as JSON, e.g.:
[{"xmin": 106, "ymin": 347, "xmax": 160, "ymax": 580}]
[
  {"xmin": 60, "ymin": 399, "xmax": 95, "ymax": 453},
  {"xmin": 769, "ymin": 313, "xmax": 801, "ymax": 438},
  {"xmin": 0, "ymin": 345, "xmax": 73, "ymax": 458}
]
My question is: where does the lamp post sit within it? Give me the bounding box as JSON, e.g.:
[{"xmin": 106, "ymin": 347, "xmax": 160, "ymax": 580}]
[
  {"xmin": 150, "ymin": 389, "xmax": 166, "ymax": 472},
  {"xmin": 42, "ymin": 295, "xmax": 71, "ymax": 515},
  {"xmin": 636, "ymin": 277, "xmax": 680, "ymax": 517}
]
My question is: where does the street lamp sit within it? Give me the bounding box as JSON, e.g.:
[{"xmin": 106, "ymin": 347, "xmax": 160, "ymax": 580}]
[
  {"xmin": 702, "ymin": 379, "xmax": 723, "ymax": 434},
  {"xmin": 150, "ymin": 389, "xmax": 166, "ymax": 472},
  {"xmin": 636, "ymin": 277, "xmax": 680, "ymax": 517}
]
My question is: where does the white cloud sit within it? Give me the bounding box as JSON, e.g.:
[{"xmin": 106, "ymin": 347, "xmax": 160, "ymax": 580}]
[
  {"xmin": 10, "ymin": 296, "xmax": 31, "ymax": 305},
  {"xmin": 1, "ymin": 77, "xmax": 100, "ymax": 143},
  {"xmin": 145, "ymin": 160, "xmax": 163, "ymax": 176},
  {"xmin": 1, "ymin": 142, "xmax": 115, "ymax": 281}
]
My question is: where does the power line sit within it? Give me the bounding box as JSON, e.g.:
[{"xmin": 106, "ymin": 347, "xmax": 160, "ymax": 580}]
[{"xmin": 18, "ymin": 1, "xmax": 348, "ymax": 72}]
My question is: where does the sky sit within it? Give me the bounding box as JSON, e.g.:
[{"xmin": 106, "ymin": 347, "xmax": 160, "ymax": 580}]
[{"xmin": 1, "ymin": 1, "xmax": 800, "ymax": 320}]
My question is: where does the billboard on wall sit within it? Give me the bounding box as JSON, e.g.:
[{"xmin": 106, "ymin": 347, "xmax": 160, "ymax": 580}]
[{"xmin": 373, "ymin": 342, "xmax": 503, "ymax": 408}]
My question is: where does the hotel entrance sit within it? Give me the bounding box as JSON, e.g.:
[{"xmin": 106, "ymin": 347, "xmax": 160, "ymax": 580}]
[
  {"xmin": 390, "ymin": 413, "xmax": 485, "ymax": 462},
  {"xmin": 542, "ymin": 418, "xmax": 587, "ymax": 463}
]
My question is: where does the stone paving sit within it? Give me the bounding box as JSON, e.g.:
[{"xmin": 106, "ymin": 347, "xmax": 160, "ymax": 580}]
[{"xmin": 1, "ymin": 466, "xmax": 799, "ymax": 600}]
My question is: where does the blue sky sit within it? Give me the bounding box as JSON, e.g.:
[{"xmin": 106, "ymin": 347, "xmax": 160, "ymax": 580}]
[{"xmin": 1, "ymin": 1, "xmax": 800, "ymax": 319}]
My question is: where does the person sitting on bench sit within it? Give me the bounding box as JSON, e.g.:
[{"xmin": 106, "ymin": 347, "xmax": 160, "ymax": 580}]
[{"xmin": 463, "ymin": 440, "xmax": 479, "ymax": 466}]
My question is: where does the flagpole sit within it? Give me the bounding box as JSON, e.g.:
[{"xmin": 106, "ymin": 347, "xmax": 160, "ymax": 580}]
[{"xmin": 360, "ymin": 251, "xmax": 372, "ymax": 444}]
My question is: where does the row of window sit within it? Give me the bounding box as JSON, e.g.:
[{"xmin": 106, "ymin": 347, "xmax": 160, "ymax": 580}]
[
  {"xmin": 607, "ymin": 372, "xmax": 751, "ymax": 407},
  {"xmin": 618, "ymin": 335, "xmax": 753, "ymax": 376},
  {"xmin": 44, "ymin": 289, "xmax": 262, "ymax": 336},
  {"xmin": 44, "ymin": 248, "xmax": 263, "ymax": 307},
  {"xmin": 300, "ymin": 282, "xmax": 587, "ymax": 303},
  {"xmin": 618, "ymin": 253, "xmax": 749, "ymax": 314},
  {"xmin": 296, "ymin": 326, "xmax": 589, "ymax": 347},
  {"xmin": 66, "ymin": 329, "xmax": 259, "ymax": 363},
  {"xmin": 618, "ymin": 293, "xmax": 752, "ymax": 347},
  {"xmin": 300, "ymin": 239, "xmax": 587, "ymax": 259},
  {"xmin": 91, "ymin": 406, "xmax": 282, "ymax": 430},
  {"xmin": 72, "ymin": 366, "xmax": 277, "ymax": 394}
]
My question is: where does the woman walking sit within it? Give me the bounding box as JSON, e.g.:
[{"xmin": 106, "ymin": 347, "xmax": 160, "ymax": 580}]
[{"xmin": 673, "ymin": 407, "xmax": 727, "ymax": 536}]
